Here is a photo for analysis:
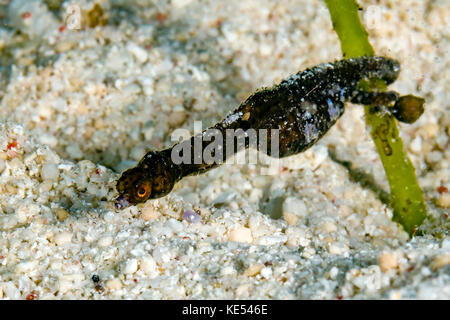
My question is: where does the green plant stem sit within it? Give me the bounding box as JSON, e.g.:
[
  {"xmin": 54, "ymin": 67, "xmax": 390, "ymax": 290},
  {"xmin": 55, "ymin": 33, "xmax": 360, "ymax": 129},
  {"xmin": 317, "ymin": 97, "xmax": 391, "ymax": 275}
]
[{"xmin": 324, "ymin": 0, "xmax": 427, "ymax": 236}]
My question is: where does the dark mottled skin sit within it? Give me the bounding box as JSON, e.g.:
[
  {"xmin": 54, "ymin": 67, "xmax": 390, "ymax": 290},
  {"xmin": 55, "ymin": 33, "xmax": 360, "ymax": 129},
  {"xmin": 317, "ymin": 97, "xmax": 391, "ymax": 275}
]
[{"xmin": 115, "ymin": 56, "xmax": 403, "ymax": 209}]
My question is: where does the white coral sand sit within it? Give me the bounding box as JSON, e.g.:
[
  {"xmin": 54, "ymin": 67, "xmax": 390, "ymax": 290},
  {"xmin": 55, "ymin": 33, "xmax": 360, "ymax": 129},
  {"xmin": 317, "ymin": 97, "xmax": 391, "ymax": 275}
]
[{"xmin": 0, "ymin": 0, "xmax": 448, "ymax": 299}]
